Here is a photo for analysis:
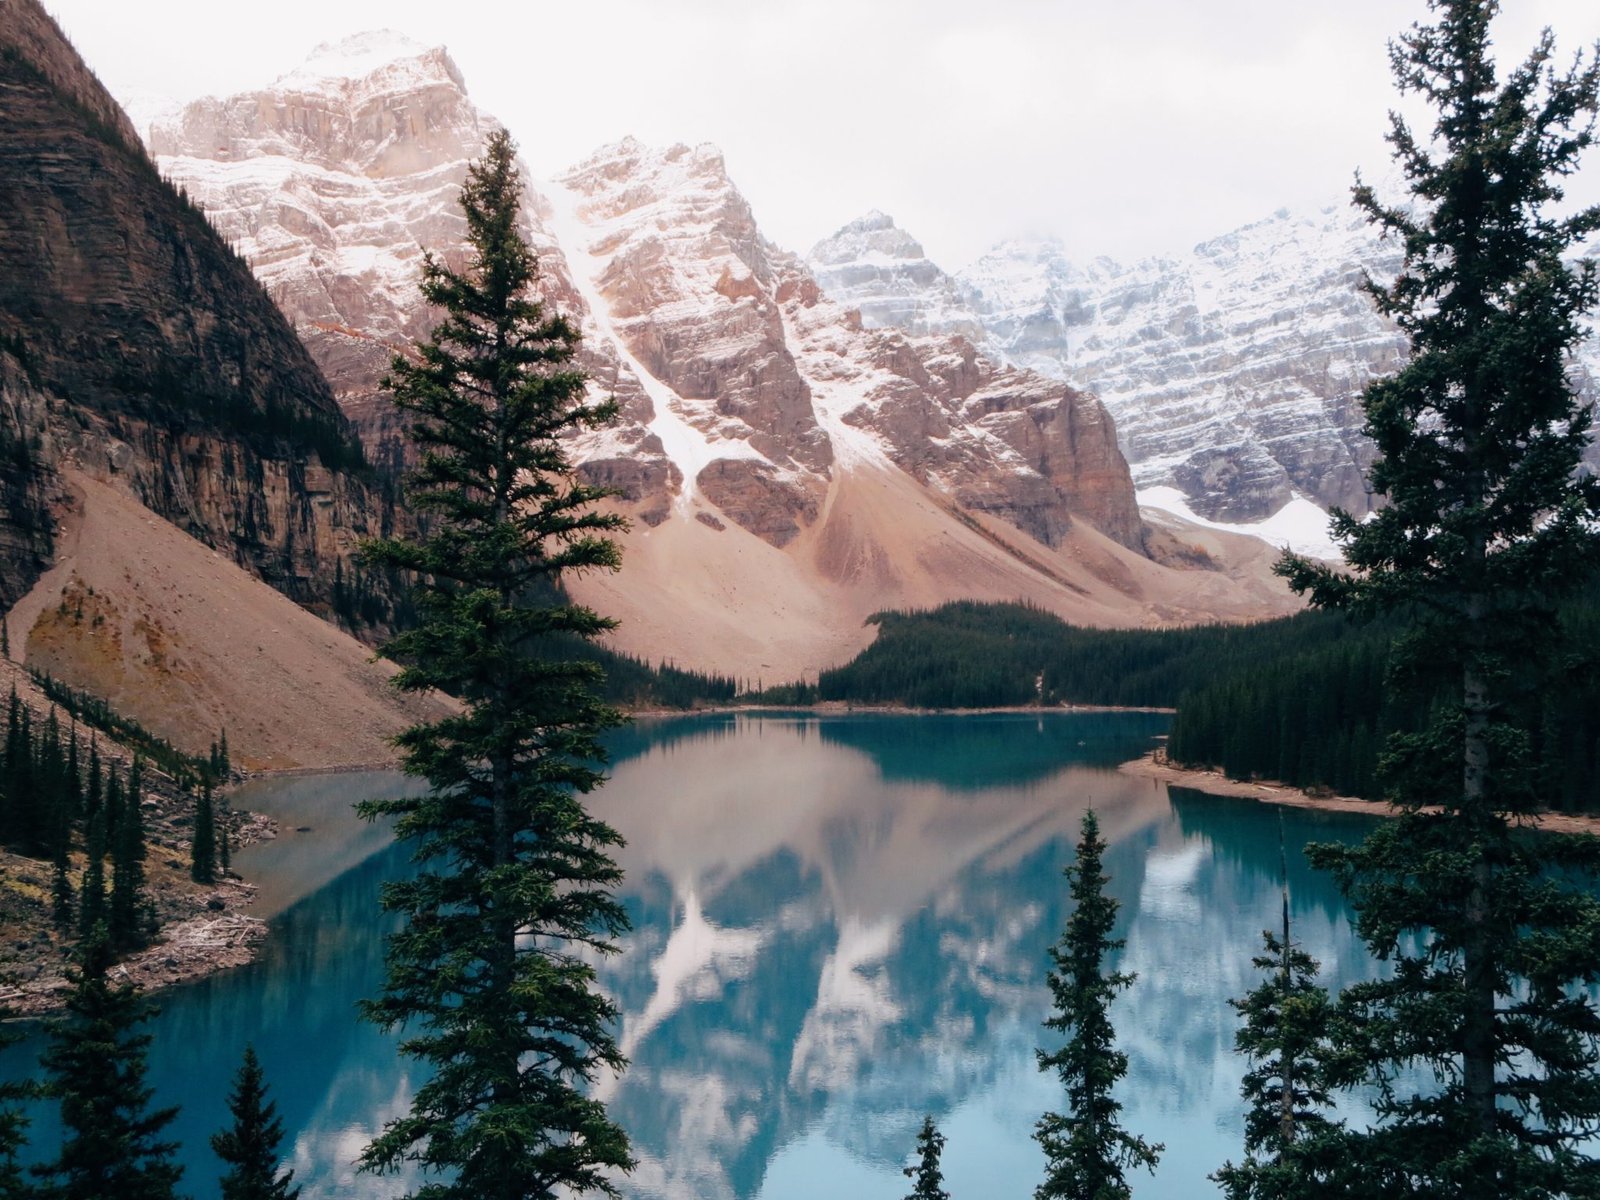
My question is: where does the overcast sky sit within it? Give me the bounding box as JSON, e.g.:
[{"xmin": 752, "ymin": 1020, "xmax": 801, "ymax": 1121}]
[{"xmin": 40, "ymin": 0, "xmax": 1600, "ymax": 270}]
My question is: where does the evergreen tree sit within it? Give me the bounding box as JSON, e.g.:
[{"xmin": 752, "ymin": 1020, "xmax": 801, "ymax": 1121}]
[
  {"xmin": 357, "ymin": 128, "xmax": 633, "ymax": 1200},
  {"xmin": 1213, "ymin": 835, "xmax": 1352, "ymax": 1200},
  {"xmin": 211, "ymin": 1045, "xmax": 299, "ymax": 1200},
  {"xmin": 903, "ymin": 1115, "xmax": 951, "ymax": 1200},
  {"xmin": 33, "ymin": 931, "xmax": 182, "ymax": 1200},
  {"xmin": 76, "ymin": 808, "xmax": 107, "ymax": 943},
  {"xmin": 1034, "ymin": 810, "xmax": 1160, "ymax": 1200},
  {"xmin": 191, "ymin": 781, "xmax": 216, "ymax": 885},
  {"xmin": 109, "ymin": 758, "xmax": 150, "ymax": 952},
  {"xmin": 1279, "ymin": 3, "xmax": 1600, "ymax": 1194}
]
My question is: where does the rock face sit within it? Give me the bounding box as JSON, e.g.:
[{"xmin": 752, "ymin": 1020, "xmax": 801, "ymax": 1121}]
[
  {"xmin": 807, "ymin": 211, "xmax": 985, "ymax": 340},
  {"xmin": 0, "ymin": 0, "xmax": 387, "ymax": 619},
  {"xmin": 147, "ymin": 39, "xmax": 1304, "ymax": 678},
  {"xmin": 152, "ymin": 49, "xmax": 1149, "ymax": 559},
  {"xmin": 146, "ymin": 31, "xmax": 490, "ymax": 474},
  {"xmin": 813, "ymin": 208, "xmax": 1600, "ymax": 524},
  {"xmin": 958, "ymin": 212, "xmax": 1408, "ymax": 521}
]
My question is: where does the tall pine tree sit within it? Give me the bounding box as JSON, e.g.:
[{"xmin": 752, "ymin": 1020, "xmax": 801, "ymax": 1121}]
[
  {"xmin": 1279, "ymin": 2, "xmax": 1600, "ymax": 1195},
  {"xmin": 357, "ymin": 128, "xmax": 633, "ymax": 1199},
  {"xmin": 211, "ymin": 1045, "xmax": 299, "ymax": 1200},
  {"xmin": 33, "ymin": 931, "xmax": 182, "ymax": 1200},
  {"xmin": 109, "ymin": 757, "xmax": 150, "ymax": 953},
  {"xmin": 191, "ymin": 781, "xmax": 216, "ymax": 885},
  {"xmin": 1034, "ymin": 810, "xmax": 1160, "ymax": 1200},
  {"xmin": 1213, "ymin": 831, "xmax": 1352, "ymax": 1200}
]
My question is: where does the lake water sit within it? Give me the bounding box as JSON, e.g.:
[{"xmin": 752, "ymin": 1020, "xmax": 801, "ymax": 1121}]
[{"xmin": 2, "ymin": 711, "xmax": 1386, "ymax": 1199}]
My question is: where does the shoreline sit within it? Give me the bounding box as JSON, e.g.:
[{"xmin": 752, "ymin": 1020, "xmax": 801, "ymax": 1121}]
[
  {"xmin": 628, "ymin": 701, "xmax": 1179, "ymax": 719},
  {"xmin": 1120, "ymin": 751, "xmax": 1600, "ymax": 837}
]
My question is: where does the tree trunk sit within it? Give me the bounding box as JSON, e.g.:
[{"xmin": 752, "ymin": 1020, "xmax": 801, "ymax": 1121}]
[{"xmin": 1461, "ymin": 597, "xmax": 1496, "ymax": 1136}]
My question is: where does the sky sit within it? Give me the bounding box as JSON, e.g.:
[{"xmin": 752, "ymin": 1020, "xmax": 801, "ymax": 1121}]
[{"xmin": 39, "ymin": 0, "xmax": 1600, "ymax": 271}]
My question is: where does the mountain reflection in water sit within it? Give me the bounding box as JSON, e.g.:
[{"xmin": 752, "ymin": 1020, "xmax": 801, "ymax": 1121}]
[{"xmin": 0, "ymin": 712, "xmax": 1381, "ymax": 1200}]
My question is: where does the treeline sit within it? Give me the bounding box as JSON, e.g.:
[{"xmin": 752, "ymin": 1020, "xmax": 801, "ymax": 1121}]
[
  {"xmin": 29, "ymin": 669, "xmax": 223, "ymax": 790},
  {"xmin": 1170, "ymin": 599, "xmax": 1600, "ymax": 811},
  {"xmin": 772, "ymin": 601, "xmax": 1369, "ymax": 710},
  {"xmin": 762, "ymin": 598, "xmax": 1600, "ymax": 811},
  {"xmin": 527, "ymin": 634, "xmax": 739, "ymax": 710}
]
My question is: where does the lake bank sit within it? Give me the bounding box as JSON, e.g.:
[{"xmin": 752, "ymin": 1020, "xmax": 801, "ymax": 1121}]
[
  {"xmin": 2, "ymin": 770, "xmax": 419, "ymax": 1017},
  {"xmin": 1121, "ymin": 751, "xmax": 1600, "ymax": 836}
]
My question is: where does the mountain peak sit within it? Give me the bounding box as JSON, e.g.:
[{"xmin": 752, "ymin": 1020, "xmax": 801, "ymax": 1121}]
[
  {"xmin": 809, "ymin": 211, "xmax": 927, "ymax": 267},
  {"xmin": 274, "ymin": 30, "xmax": 461, "ymax": 93}
]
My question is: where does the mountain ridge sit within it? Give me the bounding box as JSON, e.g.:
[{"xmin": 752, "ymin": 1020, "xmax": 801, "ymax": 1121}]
[{"xmin": 145, "ymin": 39, "xmax": 1301, "ymax": 679}]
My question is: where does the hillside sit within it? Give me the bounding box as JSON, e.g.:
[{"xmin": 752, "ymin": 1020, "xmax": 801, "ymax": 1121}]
[
  {"xmin": 7, "ymin": 471, "xmax": 448, "ymax": 771},
  {"xmin": 0, "ymin": 0, "xmax": 391, "ymax": 624}
]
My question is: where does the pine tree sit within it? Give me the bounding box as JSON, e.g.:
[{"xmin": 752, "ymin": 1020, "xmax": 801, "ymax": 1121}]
[
  {"xmin": 191, "ymin": 781, "xmax": 216, "ymax": 885},
  {"xmin": 356, "ymin": 128, "xmax": 633, "ymax": 1200},
  {"xmin": 109, "ymin": 758, "xmax": 150, "ymax": 952},
  {"xmin": 903, "ymin": 1115, "xmax": 951, "ymax": 1200},
  {"xmin": 1034, "ymin": 810, "xmax": 1160, "ymax": 1200},
  {"xmin": 33, "ymin": 931, "xmax": 182, "ymax": 1200},
  {"xmin": 211, "ymin": 1045, "xmax": 299, "ymax": 1200},
  {"xmin": 1213, "ymin": 831, "xmax": 1352, "ymax": 1200},
  {"xmin": 76, "ymin": 808, "xmax": 107, "ymax": 942},
  {"xmin": 1278, "ymin": 3, "xmax": 1600, "ymax": 1195}
]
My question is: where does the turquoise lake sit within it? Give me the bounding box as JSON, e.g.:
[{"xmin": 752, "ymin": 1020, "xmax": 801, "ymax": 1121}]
[{"xmin": 2, "ymin": 711, "xmax": 1388, "ymax": 1198}]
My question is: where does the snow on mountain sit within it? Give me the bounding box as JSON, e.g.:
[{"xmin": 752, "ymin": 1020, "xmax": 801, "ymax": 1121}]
[
  {"xmin": 961, "ymin": 207, "xmax": 1407, "ymax": 522},
  {"xmin": 807, "ymin": 211, "xmax": 985, "ymax": 340},
  {"xmin": 812, "ymin": 208, "xmax": 1600, "ymax": 528},
  {"xmin": 150, "ymin": 38, "xmax": 1302, "ymax": 679}
]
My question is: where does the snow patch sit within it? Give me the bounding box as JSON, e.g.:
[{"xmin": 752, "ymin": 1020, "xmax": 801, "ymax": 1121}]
[{"xmin": 1139, "ymin": 485, "xmax": 1345, "ymax": 562}]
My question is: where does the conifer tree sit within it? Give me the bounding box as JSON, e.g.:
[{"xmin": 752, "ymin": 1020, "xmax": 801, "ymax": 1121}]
[
  {"xmin": 1034, "ymin": 810, "xmax": 1160, "ymax": 1200},
  {"xmin": 191, "ymin": 781, "xmax": 216, "ymax": 885},
  {"xmin": 1213, "ymin": 835, "xmax": 1351, "ymax": 1200},
  {"xmin": 109, "ymin": 758, "xmax": 150, "ymax": 952},
  {"xmin": 903, "ymin": 1115, "xmax": 951, "ymax": 1200},
  {"xmin": 211, "ymin": 1045, "xmax": 299, "ymax": 1200},
  {"xmin": 357, "ymin": 128, "xmax": 633, "ymax": 1200},
  {"xmin": 76, "ymin": 809, "xmax": 107, "ymax": 942},
  {"xmin": 1279, "ymin": 3, "xmax": 1600, "ymax": 1194},
  {"xmin": 33, "ymin": 931, "xmax": 182, "ymax": 1200}
]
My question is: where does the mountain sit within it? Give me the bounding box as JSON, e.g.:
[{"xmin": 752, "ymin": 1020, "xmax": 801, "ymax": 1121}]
[
  {"xmin": 0, "ymin": 1, "xmax": 442, "ymax": 763},
  {"xmin": 0, "ymin": 0, "xmax": 387, "ymax": 616},
  {"xmin": 812, "ymin": 210, "xmax": 1600, "ymax": 524},
  {"xmin": 147, "ymin": 38, "xmax": 1298, "ymax": 681}
]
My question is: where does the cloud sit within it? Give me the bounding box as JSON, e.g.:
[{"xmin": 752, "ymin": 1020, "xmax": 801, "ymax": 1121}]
[{"xmin": 43, "ymin": 0, "xmax": 1600, "ymax": 268}]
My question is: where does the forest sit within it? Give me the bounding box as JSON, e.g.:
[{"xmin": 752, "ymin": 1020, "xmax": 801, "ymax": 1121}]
[{"xmin": 766, "ymin": 595, "xmax": 1600, "ymax": 811}]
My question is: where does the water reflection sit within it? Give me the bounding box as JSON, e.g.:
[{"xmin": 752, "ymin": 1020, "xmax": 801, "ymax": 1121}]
[{"xmin": 0, "ymin": 713, "xmax": 1381, "ymax": 1200}]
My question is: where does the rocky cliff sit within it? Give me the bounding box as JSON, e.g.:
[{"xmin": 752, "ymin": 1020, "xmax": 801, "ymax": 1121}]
[
  {"xmin": 0, "ymin": 0, "xmax": 387, "ymax": 619},
  {"xmin": 812, "ymin": 208, "xmax": 1600, "ymax": 525},
  {"xmin": 146, "ymin": 37, "xmax": 1299, "ymax": 678}
]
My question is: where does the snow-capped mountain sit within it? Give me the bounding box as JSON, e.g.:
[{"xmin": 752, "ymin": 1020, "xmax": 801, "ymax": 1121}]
[
  {"xmin": 813, "ymin": 210, "xmax": 1600, "ymax": 524},
  {"xmin": 147, "ymin": 36, "xmax": 1300, "ymax": 679},
  {"xmin": 813, "ymin": 208, "xmax": 1409, "ymax": 522}
]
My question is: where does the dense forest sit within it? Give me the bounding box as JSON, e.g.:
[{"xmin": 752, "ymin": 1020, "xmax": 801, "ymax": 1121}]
[{"xmin": 760, "ymin": 597, "xmax": 1600, "ymax": 811}]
